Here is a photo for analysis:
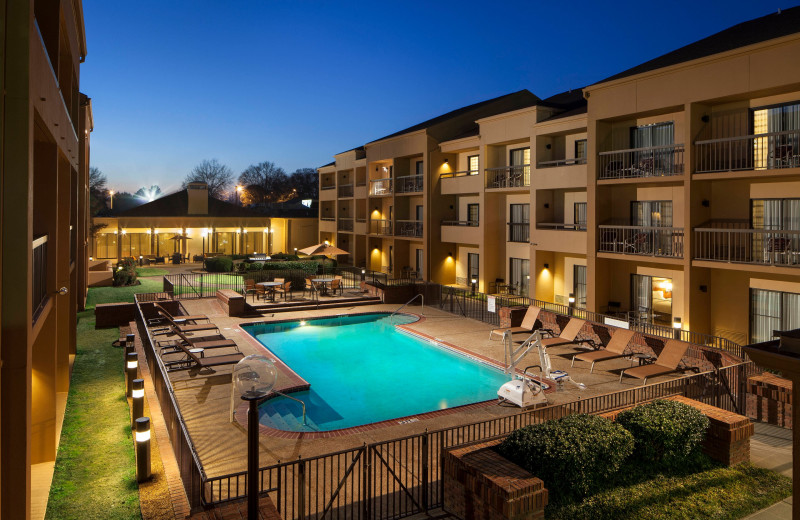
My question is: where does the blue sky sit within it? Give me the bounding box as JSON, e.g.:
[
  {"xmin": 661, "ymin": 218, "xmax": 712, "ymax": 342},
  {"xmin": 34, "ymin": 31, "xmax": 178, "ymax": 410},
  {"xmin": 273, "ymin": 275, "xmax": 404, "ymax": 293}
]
[{"xmin": 82, "ymin": 0, "xmax": 792, "ymax": 193}]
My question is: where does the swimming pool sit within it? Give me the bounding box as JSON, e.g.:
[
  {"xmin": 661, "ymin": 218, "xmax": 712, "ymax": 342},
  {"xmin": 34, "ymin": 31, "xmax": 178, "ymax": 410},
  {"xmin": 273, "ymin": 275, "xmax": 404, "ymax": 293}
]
[{"xmin": 242, "ymin": 313, "xmax": 509, "ymax": 433}]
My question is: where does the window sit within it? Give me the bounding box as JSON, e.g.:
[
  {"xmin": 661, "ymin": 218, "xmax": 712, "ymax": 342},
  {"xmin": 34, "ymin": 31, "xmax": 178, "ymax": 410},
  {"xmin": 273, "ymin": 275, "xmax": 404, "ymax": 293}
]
[
  {"xmin": 509, "ymin": 258, "xmax": 529, "ymax": 296},
  {"xmin": 753, "ymin": 102, "xmax": 800, "ymax": 170},
  {"xmin": 468, "ymin": 253, "xmax": 479, "ymax": 282},
  {"xmin": 467, "ymin": 155, "xmax": 479, "ymax": 175},
  {"xmin": 574, "ymin": 139, "xmax": 587, "ymax": 161},
  {"xmin": 573, "ymin": 265, "xmax": 587, "ymax": 308},
  {"xmin": 630, "ymin": 275, "xmax": 672, "ymax": 326},
  {"xmin": 509, "ymin": 204, "xmax": 529, "ymax": 242},
  {"xmin": 415, "ymin": 160, "xmax": 423, "ymax": 176},
  {"xmin": 630, "ymin": 201, "xmax": 672, "ymax": 227},
  {"xmin": 416, "ymin": 249, "xmax": 424, "ymax": 279},
  {"xmin": 121, "ymin": 233, "xmax": 152, "ymax": 258},
  {"xmin": 630, "ymin": 122, "xmax": 674, "ymax": 148},
  {"xmin": 574, "ymin": 202, "xmax": 587, "ymax": 230},
  {"xmin": 467, "ymin": 203, "xmax": 479, "ymax": 225},
  {"xmin": 243, "ymin": 233, "xmax": 263, "ymax": 254},
  {"xmin": 510, "ymin": 147, "xmax": 530, "ymax": 167},
  {"xmin": 94, "ymin": 233, "xmax": 117, "ymax": 259},
  {"xmin": 750, "ymin": 288, "xmax": 800, "ymax": 343}
]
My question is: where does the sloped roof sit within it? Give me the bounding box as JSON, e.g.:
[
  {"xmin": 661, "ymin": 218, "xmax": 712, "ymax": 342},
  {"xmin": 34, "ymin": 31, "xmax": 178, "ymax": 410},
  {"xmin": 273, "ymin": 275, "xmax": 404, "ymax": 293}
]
[
  {"xmin": 117, "ymin": 189, "xmax": 262, "ymax": 218},
  {"xmin": 594, "ymin": 6, "xmax": 800, "ymax": 85}
]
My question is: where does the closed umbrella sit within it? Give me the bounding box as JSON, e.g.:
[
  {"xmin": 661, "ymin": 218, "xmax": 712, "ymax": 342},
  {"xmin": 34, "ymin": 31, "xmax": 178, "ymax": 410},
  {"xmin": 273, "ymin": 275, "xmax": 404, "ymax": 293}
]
[{"xmin": 298, "ymin": 242, "xmax": 349, "ymax": 256}]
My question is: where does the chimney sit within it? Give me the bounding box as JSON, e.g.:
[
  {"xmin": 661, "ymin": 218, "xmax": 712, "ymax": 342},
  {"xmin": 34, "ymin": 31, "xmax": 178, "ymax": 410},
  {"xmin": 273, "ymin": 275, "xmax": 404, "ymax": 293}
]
[{"xmin": 187, "ymin": 182, "xmax": 209, "ymax": 215}]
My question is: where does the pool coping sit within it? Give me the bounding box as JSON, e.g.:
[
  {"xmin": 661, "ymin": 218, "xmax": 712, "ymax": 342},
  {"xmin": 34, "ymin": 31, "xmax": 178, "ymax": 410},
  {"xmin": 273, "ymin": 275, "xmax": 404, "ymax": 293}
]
[{"xmin": 233, "ymin": 311, "xmax": 557, "ymax": 439}]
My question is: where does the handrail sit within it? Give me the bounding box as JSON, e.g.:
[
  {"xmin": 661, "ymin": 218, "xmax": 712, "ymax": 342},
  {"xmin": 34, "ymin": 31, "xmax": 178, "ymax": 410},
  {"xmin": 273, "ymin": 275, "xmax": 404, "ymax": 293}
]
[
  {"xmin": 272, "ymin": 390, "xmax": 307, "ymax": 426},
  {"xmin": 390, "ymin": 293, "xmax": 424, "ymax": 322},
  {"xmin": 599, "ymin": 143, "xmax": 684, "ymax": 155}
]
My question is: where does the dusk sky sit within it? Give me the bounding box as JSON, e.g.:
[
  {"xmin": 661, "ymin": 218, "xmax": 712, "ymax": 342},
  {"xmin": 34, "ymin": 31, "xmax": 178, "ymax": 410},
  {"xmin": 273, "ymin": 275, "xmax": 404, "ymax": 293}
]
[{"xmin": 83, "ymin": 0, "xmax": 790, "ymax": 194}]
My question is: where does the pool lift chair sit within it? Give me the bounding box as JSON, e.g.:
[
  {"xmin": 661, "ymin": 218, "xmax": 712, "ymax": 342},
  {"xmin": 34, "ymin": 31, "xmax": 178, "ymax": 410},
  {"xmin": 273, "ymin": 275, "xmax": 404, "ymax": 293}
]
[{"xmin": 497, "ymin": 329, "xmax": 586, "ymax": 408}]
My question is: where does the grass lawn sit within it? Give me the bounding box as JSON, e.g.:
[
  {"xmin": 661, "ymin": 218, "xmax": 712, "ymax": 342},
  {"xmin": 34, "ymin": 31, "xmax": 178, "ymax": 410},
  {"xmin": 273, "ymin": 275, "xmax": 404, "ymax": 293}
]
[
  {"xmin": 85, "ymin": 277, "xmax": 165, "ymax": 308},
  {"xmin": 548, "ymin": 457, "xmax": 792, "ymax": 520},
  {"xmin": 45, "ymin": 310, "xmax": 141, "ymax": 520},
  {"xmin": 135, "ymin": 267, "xmax": 169, "ymax": 277}
]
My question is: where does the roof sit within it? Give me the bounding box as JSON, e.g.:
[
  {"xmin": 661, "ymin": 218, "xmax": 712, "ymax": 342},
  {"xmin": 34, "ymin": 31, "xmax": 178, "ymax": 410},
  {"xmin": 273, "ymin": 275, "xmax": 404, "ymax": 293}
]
[
  {"xmin": 335, "ymin": 145, "xmax": 366, "ymax": 157},
  {"xmin": 367, "ymin": 90, "xmax": 541, "ymax": 144},
  {"xmin": 318, "ymin": 161, "xmax": 336, "ymax": 169},
  {"xmin": 539, "ymin": 104, "xmax": 588, "ymax": 123},
  {"xmin": 539, "ymin": 89, "xmax": 586, "ymax": 109},
  {"xmin": 116, "ymin": 189, "xmax": 263, "ymax": 218},
  {"xmin": 594, "ymin": 6, "xmax": 800, "ymax": 85}
]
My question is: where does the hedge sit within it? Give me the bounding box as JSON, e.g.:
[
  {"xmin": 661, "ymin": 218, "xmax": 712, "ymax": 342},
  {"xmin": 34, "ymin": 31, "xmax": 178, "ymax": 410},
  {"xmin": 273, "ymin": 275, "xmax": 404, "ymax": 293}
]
[{"xmin": 205, "ymin": 256, "xmax": 233, "ymax": 272}]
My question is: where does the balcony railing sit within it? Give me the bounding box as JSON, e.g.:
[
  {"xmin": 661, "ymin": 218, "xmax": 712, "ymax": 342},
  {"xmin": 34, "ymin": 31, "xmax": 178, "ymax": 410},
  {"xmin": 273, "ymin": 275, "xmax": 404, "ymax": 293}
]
[
  {"xmin": 394, "ymin": 220, "xmax": 423, "ymax": 238},
  {"xmin": 441, "ymin": 220, "xmax": 479, "ymax": 227},
  {"xmin": 508, "ymin": 222, "xmax": 530, "ymax": 243},
  {"xmin": 598, "ymin": 144, "xmax": 684, "ymax": 179},
  {"xmin": 337, "ymin": 218, "xmax": 354, "ymax": 232},
  {"xmin": 694, "ymin": 227, "xmax": 800, "ymax": 267},
  {"xmin": 338, "ymin": 184, "xmax": 354, "ymax": 198},
  {"xmin": 441, "ymin": 170, "xmax": 479, "ymax": 179},
  {"xmin": 695, "ymin": 130, "xmax": 800, "ymax": 174},
  {"xmin": 33, "ymin": 235, "xmax": 48, "ymax": 323},
  {"xmin": 356, "ymin": 217, "xmax": 366, "ymax": 223},
  {"xmin": 485, "ymin": 165, "xmax": 530, "ymax": 188},
  {"xmin": 320, "ymin": 184, "xmax": 335, "ymax": 191},
  {"xmin": 320, "ymin": 217, "xmax": 335, "ymax": 222},
  {"xmin": 369, "ymin": 178, "xmax": 392, "ymax": 196},
  {"xmin": 370, "ymin": 219, "xmax": 392, "ymax": 235},
  {"xmin": 536, "ymin": 157, "xmax": 587, "ymax": 168},
  {"xmin": 537, "ymin": 222, "xmax": 587, "ymax": 231},
  {"xmin": 598, "ymin": 225, "xmax": 684, "ymax": 258},
  {"xmin": 395, "ymin": 174, "xmax": 423, "ymax": 194}
]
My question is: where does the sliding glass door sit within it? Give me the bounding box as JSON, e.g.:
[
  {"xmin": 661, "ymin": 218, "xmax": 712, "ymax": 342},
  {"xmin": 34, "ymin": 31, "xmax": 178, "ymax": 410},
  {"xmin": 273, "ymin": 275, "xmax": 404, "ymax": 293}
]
[
  {"xmin": 750, "ymin": 288, "xmax": 800, "ymax": 343},
  {"xmin": 509, "ymin": 258, "xmax": 529, "ymax": 296}
]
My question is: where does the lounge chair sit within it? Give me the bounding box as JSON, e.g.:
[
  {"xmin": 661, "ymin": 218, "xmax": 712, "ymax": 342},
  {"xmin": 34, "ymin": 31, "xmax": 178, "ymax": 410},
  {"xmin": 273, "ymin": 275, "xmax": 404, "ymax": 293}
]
[
  {"xmin": 619, "ymin": 339, "xmax": 690, "ymax": 385},
  {"xmin": 162, "ymin": 332, "xmax": 244, "ymax": 371},
  {"xmin": 151, "ymin": 303, "xmax": 209, "ymax": 324},
  {"xmin": 571, "ymin": 328, "xmax": 635, "ymax": 372},
  {"xmin": 159, "ymin": 328, "xmax": 239, "ymax": 357},
  {"xmin": 151, "ymin": 310, "xmax": 219, "ymax": 336},
  {"xmin": 538, "ymin": 318, "xmax": 594, "ymax": 348},
  {"xmin": 489, "ymin": 306, "xmax": 541, "ymax": 340}
]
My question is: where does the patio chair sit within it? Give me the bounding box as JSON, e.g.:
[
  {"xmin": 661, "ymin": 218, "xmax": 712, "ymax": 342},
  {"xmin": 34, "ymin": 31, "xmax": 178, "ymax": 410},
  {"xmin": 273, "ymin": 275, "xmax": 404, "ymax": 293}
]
[
  {"xmin": 330, "ymin": 278, "xmax": 342, "ymax": 296},
  {"xmin": 571, "ymin": 328, "xmax": 635, "ymax": 372},
  {"xmin": 150, "ymin": 303, "xmax": 210, "ymax": 325},
  {"xmin": 304, "ymin": 278, "xmax": 316, "ymax": 299},
  {"xmin": 254, "ymin": 284, "xmax": 268, "ymax": 301},
  {"xmin": 489, "ymin": 306, "xmax": 541, "ymax": 340},
  {"xmin": 151, "ymin": 310, "xmax": 219, "ymax": 336},
  {"xmin": 274, "ymin": 280, "xmax": 292, "ymax": 301},
  {"xmin": 618, "ymin": 339, "xmax": 690, "ymax": 385},
  {"xmin": 623, "ymin": 232, "xmax": 649, "ymax": 254},
  {"xmin": 158, "ymin": 328, "xmax": 239, "ymax": 357},
  {"xmin": 162, "ymin": 331, "xmax": 244, "ymax": 371},
  {"xmin": 538, "ymin": 318, "xmax": 594, "ymax": 348},
  {"xmin": 244, "ymin": 279, "xmax": 258, "ymax": 302}
]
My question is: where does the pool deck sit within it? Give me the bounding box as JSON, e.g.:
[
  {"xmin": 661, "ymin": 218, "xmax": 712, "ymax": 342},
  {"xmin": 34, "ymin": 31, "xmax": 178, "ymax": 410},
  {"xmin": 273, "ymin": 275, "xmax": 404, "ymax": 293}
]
[{"xmin": 165, "ymin": 299, "xmax": 691, "ymax": 479}]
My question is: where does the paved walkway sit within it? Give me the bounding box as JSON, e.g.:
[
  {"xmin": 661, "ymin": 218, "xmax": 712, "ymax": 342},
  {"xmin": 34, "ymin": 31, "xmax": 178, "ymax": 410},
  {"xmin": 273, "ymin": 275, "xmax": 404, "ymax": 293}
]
[{"xmin": 746, "ymin": 422, "xmax": 793, "ymax": 519}]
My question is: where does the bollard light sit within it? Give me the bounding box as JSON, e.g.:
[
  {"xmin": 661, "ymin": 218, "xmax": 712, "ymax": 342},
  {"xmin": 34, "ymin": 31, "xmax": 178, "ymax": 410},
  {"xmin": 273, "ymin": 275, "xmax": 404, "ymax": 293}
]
[
  {"xmin": 135, "ymin": 417, "xmax": 152, "ymax": 482},
  {"xmin": 124, "ymin": 333, "xmax": 135, "ymax": 371},
  {"xmin": 126, "ymin": 352, "xmax": 138, "ymax": 398},
  {"xmin": 361, "ymin": 268, "xmax": 366, "ymax": 281},
  {"xmin": 672, "ymin": 317, "xmax": 682, "ymax": 339},
  {"xmin": 131, "ymin": 379, "xmax": 145, "ymax": 427},
  {"xmin": 471, "ymin": 278, "xmax": 477, "ymax": 296},
  {"xmin": 568, "ymin": 293, "xmax": 575, "ymax": 304}
]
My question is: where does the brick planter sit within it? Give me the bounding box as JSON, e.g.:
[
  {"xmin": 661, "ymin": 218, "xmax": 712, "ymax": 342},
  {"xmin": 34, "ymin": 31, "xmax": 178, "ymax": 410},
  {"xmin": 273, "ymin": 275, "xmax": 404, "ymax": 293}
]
[
  {"xmin": 747, "ymin": 372, "xmax": 792, "ymax": 429},
  {"xmin": 444, "ymin": 439, "xmax": 547, "ymax": 520}
]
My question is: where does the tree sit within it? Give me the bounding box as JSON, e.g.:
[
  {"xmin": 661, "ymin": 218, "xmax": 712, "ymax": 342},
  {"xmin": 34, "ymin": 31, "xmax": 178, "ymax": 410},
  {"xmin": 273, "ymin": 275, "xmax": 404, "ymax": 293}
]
[
  {"xmin": 290, "ymin": 168, "xmax": 318, "ymax": 199},
  {"xmin": 182, "ymin": 159, "xmax": 234, "ymax": 199},
  {"xmin": 237, "ymin": 161, "xmax": 289, "ymax": 204},
  {"xmin": 89, "ymin": 166, "xmax": 108, "ymax": 216}
]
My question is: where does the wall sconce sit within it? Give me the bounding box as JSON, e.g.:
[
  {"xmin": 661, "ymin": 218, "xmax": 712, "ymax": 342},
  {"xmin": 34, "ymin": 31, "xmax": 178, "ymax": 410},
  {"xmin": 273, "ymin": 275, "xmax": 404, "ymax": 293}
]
[
  {"xmin": 131, "ymin": 378, "xmax": 144, "ymax": 427},
  {"xmin": 146, "ymin": 229, "xmax": 151, "ymax": 234},
  {"xmin": 544, "ymin": 203, "xmax": 550, "ymax": 209},
  {"xmin": 702, "ymin": 199, "xmax": 710, "ymax": 207},
  {"xmin": 448, "ymin": 252, "xmax": 453, "ymax": 257},
  {"xmin": 444, "ymin": 158, "xmax": 449, "ymax": 163},
  {"xmin": 699, "ymin": 285, "xmax": 708, "ymax": 293},
  {"xmin": 135, "ymin": 417, "xmax": 152, "ymax": 482},
  {"xmin": 543, "ymin": 263, "xmax": 549, "ymax": 269},
  {"xmin": 126, "ymin": 352, "xmax": 138, "ymax": 398},
  {"xmin": 701, "ymin": 115, "xmax": 710, "ymax": 123},
  {"xmin": 545, "ymin": 144, "xmax": 552, "ymax": 150},
  {"xmin": 89, "ymin": 256, "xmax": 93, "ymax": 261}
]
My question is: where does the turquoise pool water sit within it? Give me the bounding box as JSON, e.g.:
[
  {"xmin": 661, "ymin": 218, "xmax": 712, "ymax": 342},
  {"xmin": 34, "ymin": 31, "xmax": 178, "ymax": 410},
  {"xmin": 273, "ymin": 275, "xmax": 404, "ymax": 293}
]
[{"xmin": 242, "ymin": 313, "xmax": 509, "ymax": 432}]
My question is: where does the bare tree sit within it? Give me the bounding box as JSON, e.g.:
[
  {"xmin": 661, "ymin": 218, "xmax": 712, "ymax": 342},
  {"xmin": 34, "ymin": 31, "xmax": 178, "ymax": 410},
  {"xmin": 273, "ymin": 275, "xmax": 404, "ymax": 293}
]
[
  {"xmin": 290, "ymin": 168, "xmax": 319, "ymax": 199},
  {"xmin": 237, "ymin": 161, "xmax": 289, "ymax": 203},
  {"xmin": 89, "ymin": 166, "xmax": 108, "ymax": 216},
  {"xmin": 183, "ymin": 159, "xmax": 234, "ymax": 198}
]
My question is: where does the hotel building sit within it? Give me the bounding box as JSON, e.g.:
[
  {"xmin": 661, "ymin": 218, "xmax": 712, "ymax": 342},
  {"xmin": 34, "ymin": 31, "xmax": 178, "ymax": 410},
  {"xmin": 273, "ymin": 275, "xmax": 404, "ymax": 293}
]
[
  {"xmin": 318, "ymin": 7, "xmax": 800, "ymax": 347},
  {"xmin": 0, "ymin": 0, "xmax": 92, "ymax": 518}
]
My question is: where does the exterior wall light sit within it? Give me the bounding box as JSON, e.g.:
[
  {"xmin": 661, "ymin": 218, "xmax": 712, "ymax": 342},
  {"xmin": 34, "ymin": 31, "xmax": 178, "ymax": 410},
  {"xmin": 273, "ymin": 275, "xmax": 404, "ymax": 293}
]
[
  {"xmin": 543, "ymin": 263, "xmax": 549, "ymax": 269},
  {"xmin": 135, "ymin": 417, "xmax": 152, "ymax": 482}
]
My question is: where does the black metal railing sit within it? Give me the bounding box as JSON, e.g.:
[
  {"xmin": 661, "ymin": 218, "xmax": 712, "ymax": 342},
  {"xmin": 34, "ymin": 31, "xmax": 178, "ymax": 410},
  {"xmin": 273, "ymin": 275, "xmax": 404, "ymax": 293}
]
[
  {"xmin": 598, "ymin": 225, "xmax": 684, "ymax": 258},
  {"xmin": 440, "ymin": 170, "xmax": 478, "ymax": 178},
  {"xmin": 694, "ymin": 227, "xmax": 800, "ymax": 266},
  {"xmin": 507, "ymin": 222, "xmax": 529, "ymax": 243},
  {"xmin": 369, "ymin": 178, "xmax": 392, "ymax": 196},
  {"xmin": 598, "ymin": 144, "xmax": 684, "ymax": 179},
  {"xmin": 485, "ymin": 165, "xmax": 530, "ymax": 188},
  {"xmin": 337, "ymin": 184, "xmax": 354, "ymax": 198},
  {"xmin": 337, "ymin": 218, "xmax": 354, "ymax": 232},
  {"xmin": 370, "ymin": 219, "xmax": 392, "ymax": 235},
  {"xmin": 395, "ymin": 174, "xmax": 423, "ymax": 194},
  {"xmin": 394, "ymin": 220, "xmax": 423, "ymax": 238},
  {"xmin": 536, "ymin": 157, "xmax": 586, "ymax": 168},
  {"xmin": 320, "ymin": 185, "xmax": 335, "ymax": 191},
  {"xmin": 695, "ymin": 130, "xmax": 800, "ymax": 173},
  {"xmin": 536, "ymin": 222, "xmax": 586, "ymax": 231},
  {"xmin": 33, "ymin": 235, "xmax": 48, "ymax": 322},
  {"xmin": 441, "ymin": 220, "xmax": 478, "ymax": 227}
]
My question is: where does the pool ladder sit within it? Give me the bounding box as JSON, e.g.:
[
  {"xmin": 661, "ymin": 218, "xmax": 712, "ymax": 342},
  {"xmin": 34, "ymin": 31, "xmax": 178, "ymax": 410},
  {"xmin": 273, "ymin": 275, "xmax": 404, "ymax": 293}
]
[{"xmin": 390, "ymin": 294, "xmax": 424, "ymax": 323}]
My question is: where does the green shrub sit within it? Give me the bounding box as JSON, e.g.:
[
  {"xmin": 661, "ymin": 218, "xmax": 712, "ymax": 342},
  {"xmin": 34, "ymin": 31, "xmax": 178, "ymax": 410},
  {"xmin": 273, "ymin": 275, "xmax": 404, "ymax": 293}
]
[
  {"xmin": 205, "ymin": 256, "xmax": 233, "ymax": 273},
  {"xmin": 271, "ymin": 253, "xmax": 300, "ymax": 261},
  {"xmin": 112, "ymin": 264, "xmax": 137, "ymax": 287},
  {"xmin": 236, "ymin": 262, "xmax": 248, "ymax": 273},
  {"xmin": 616, "ymin": 399, "xmax": 709, "ymax": 468},
  {"xmin": 495, "ymin": 414, "xmax": 633, "ymax": 501},
  {"xmin": 249, "ymin": 262, "xmax": 264, "ymax": 271}
]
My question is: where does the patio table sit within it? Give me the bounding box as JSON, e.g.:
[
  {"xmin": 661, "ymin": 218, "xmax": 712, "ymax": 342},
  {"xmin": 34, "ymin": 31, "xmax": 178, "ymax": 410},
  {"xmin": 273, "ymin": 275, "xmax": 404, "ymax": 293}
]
[
  {"xmin": 312, "ymin": 277, "xmax": 335, "ymax": 296},
  {"xmin": 257, "ymin": 281, "xmax": 281, "ymax": 302}
]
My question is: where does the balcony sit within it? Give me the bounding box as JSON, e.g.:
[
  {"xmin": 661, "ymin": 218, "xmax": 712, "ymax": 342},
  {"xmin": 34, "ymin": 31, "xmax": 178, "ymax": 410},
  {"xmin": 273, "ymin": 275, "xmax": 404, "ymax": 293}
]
[
  {"xmin": 536, "ymin": 157, "xmax": 586, "ymax": 168},
  {"xmin": 598, "ymin": 144, "xmax": 684, "ymax": 180},
  {"xmin": 694, "ymin": 227, "xmax": 800, "ymax": 267},
  {"xmin": 598, "ymin": 225, "xmax": 684, "ymax": 258},
  {"xmin": 354, "ymin": 218, "xmax": 367, "ymax": 234},
  {"xmin": 33, "ymin": 235, "xmax": 48, "ymax": 323},
  {"xmin": 370, "ymin": 219, "xmax": 392, "ymax": 236},
  {"xmin": 695, "ymin": 130, "xmax": 800, "ymax": 174},
  {"xmin": 537, "ymin": 222, "xmax": 586, "ymax": 231},
  {"xmin": 337, "ymin": 218, "xmax": 354, "ymax": 232},
  {"xmin": 441, "ymin": 220, "xmax": 479, "ymax": 244},
  {"xmin": 441, "ymin": 170, "xmax": 482, "ymax": 195},
  {"xmin": 369, "ymin": 178, "xmax": 392, "ymax": 196},
  {"xmin": 507, "ymin": 222, "xmax": 530, "ymax": 243},
  {"xmin": 485, "ymin": 165, "xmax": 530, "ymax": 189},
  {"xmin": 319, "ymin": 184, "xmax": 337, "ymax": 200},
  {"xmin": 394, "ymin": 220, "xmax": 423, "ymax": 238},
  {"xmin": 395, "ymin": 174, "xmax": 423, "ymax": 194},
  {"xmin": 338, "ymin": 184, "xmax": 354, "ymax": 198}
]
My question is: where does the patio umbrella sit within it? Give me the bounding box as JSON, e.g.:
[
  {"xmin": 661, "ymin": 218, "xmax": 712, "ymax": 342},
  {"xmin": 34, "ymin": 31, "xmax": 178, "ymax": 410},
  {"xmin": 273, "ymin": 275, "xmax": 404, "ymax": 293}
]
[
  {"xmin": 168, "ymin": 234, "xmax": 192, "ymax": 256},
  {"xmin": 298, "ymin": 242, "xmax": 349, "ymax": 256}
]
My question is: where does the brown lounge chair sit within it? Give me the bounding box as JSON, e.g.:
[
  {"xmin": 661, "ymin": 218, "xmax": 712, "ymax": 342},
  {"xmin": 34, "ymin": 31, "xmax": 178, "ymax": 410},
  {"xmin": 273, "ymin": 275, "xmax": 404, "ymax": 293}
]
[
  {"xmin": 538, "ymin": 318, "xmax": 593, "ymax": 347},
  {"xmin": 571, "ymin": 328, "xmax": 635, "ymax": 372},
  {"xmin": 151, "ymin": 310, "xmax": 219, "ymax": 336},
  {"xmin": 489, "ymin": 306, "xmax": 541, "ymax": 340},
  {"xmin": 159, "ymin": 328, "xmax": 239, "ymax": 357},
  {"xmin": 152, "ymin": 303, "xmax": 209, "ymax": 324},
  {"xmin": 619, "ymin": 339, "xmax": 691, "ymax": 385},
  {"xmin": 163, "ymin": 329, "xmax": 243, "ymax": 370}
]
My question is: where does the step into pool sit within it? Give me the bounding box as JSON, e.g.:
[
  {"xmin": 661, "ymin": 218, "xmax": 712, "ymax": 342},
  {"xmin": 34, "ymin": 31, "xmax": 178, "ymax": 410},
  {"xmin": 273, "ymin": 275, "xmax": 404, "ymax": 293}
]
[{"xmin": 242, "ymin": 313, "xmax": 509, "ymax": 432}]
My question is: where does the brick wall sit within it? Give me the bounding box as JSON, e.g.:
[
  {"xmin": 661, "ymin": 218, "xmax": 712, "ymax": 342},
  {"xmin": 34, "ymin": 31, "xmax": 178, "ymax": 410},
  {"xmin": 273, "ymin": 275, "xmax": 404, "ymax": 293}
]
[
  {"xmin": 747, "ymin": 372, "xmax": 792, "ymax": 429},
  {"xmin": 444, "ymin": 438, "xmax": 547, "ymax": 520},
  {"xmin": 216, "ymin": 290, "xmax": 245, "ymax": 317}
]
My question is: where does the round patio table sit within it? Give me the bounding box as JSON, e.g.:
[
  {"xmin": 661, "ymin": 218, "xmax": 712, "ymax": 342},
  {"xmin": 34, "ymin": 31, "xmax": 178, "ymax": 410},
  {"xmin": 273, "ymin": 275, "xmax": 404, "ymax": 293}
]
[
  {"xmin": 257, "ymin": 281, "xmax": 282, "ymax": 302},
  {"xmin": 311, "ymin": 277, "xmax": 335, "ymax": 296}
]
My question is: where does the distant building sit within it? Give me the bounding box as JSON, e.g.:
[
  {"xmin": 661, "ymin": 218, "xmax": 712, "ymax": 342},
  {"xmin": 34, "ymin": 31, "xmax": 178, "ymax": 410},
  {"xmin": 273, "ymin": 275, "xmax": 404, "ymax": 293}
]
[{"xmin": 92, "ymin": 182, "xmax": 318, "ymax": 261}]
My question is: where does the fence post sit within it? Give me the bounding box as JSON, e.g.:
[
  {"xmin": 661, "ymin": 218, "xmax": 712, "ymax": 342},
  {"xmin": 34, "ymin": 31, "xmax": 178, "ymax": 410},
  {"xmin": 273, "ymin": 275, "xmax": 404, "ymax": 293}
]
[
  {"xmin": 297, "ymin": 458, "xmax": 305, "ymax": 520},
  {"xmin": 362, "ymin": 444, "xmax": 370, "ymax": 520},
  {"xmin": 421, "ymin": 431, "xmax": 429, "ymax": 512}
]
